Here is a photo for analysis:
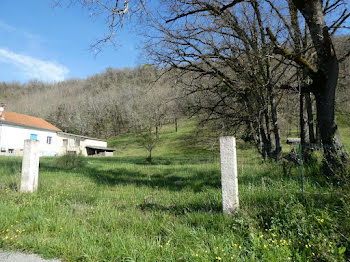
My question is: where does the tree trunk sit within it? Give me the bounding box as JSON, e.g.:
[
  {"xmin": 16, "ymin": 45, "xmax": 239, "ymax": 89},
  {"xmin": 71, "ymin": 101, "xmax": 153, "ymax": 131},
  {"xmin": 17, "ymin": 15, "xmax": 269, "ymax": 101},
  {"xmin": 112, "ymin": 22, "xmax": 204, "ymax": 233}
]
[
  {"xmin": 259, "ymin": 115, "xmax": 269, "ymax": 161},
  {"xmin": 305, "ymin": 93, "xmax": 315, "ymax": 143},
  {"xmin": 269, "ymin": 85, "xmax": 282, "ymax": 161},
  {"xmin": 250, "ymin": 119, "xmax": 263, "ymax": 157},
  {"xmin": 316, "ymin": 121, "xmax": 321, "ymax": 145},
  {"xmin": 300, "ymin": 92, "xmax": 313, "ymax": 161},
  {"xmin": 314, "ymin": 68, "xmax": 348, "ymax": 174},
  {"xmin": 155, "ymin": 126, "xmax": 159, "ymax": 139},
  {"xmin": 293, "ymin": 0, "xmax": 349, "ymax": 175},
  {"xmin": 175, "ymin": 118, "xmax": 178, "ymax": 132},
  {"xmin": 253, "ymin": 1, "xmax": 279, "ymax": 161},
  {"xmin": 300, "ymin": 93, "xmax": 308, "ymax": 144},
  {"xmin": 148, "ymin": 149, "xmax": 152, "ymax": 163},
  {"xmin": 260, "ymin": 88, "xmax": 273, "ymax": 159}
]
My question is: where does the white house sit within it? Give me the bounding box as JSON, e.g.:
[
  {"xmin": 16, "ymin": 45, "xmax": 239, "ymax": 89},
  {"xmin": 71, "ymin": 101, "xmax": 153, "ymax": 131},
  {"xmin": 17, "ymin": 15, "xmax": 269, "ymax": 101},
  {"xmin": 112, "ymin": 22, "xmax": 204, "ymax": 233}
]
[{"xmin": 0, "ymin": 105, "xmax": 114, "ymax": 157}]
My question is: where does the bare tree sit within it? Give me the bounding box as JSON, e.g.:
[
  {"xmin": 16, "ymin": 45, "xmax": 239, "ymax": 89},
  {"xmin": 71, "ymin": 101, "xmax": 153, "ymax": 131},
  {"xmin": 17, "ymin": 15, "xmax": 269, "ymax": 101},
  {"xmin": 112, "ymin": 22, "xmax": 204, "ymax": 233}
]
[{"xmin": 267, "ymin": 0, "xmax": 350, "ymax": 175}]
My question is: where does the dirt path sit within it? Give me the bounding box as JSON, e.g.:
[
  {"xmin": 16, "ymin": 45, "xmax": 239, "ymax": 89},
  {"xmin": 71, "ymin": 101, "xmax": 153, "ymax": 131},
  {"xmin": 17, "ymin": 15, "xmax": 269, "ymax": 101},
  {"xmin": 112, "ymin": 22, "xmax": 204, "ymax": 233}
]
[{"xmin": 0, "ymin": 251, "xmax": 61, "ymax": 262}]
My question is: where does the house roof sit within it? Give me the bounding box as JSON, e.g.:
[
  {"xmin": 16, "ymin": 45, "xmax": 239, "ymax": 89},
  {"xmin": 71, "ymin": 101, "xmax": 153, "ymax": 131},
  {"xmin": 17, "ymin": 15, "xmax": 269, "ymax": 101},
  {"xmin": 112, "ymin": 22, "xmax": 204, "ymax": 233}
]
[
  {"xmin": 0, "ymin": 111, "xmax": 61, "ymax": 132},
  {"xmin": 58, "ymin": 132, "xmax": 105, "ymax": 142}
]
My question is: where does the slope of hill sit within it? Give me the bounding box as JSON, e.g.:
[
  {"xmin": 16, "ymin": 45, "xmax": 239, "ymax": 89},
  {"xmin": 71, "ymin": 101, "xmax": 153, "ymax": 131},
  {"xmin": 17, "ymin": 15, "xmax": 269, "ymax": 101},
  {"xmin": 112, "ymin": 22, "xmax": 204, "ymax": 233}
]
[{"xmin": 0, "ymin": 120, "xmax": 349, "ymax": 261}]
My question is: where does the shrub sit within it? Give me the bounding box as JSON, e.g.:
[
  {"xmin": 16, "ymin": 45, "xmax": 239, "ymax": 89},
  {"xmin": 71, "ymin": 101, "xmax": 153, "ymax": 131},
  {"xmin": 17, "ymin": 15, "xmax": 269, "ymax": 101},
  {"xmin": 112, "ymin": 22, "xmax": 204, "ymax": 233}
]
[{"xmin": 52, "ymin": 154, "xmax": 87, "ymax": 169}]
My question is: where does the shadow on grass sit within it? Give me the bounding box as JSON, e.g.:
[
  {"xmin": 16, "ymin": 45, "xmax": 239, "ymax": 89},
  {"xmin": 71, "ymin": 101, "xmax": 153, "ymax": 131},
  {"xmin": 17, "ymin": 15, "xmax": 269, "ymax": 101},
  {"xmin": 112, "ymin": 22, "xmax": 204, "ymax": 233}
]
[
  {"xmin": 40, "ymin": 158, "xmax": 221, "ymax": 192},
  {"xmin": 39, "ymin": 156, "xmax": 346, "ymax": 218},
  {"xmin": 138, "ymin": 201, "xmax": 222, "ymax": 215},
  {"xmin": 39, "ymin": 156, "xmax": 305, "ymax": 193},
  {"xmin": 91, "ymin": 155, "xmax": 219, "ymax": 166}
]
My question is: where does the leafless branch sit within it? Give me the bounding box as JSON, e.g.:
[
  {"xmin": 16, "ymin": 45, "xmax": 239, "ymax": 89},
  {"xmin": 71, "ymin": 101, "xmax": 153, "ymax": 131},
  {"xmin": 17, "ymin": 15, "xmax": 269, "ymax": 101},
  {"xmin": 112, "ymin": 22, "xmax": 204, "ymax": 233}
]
[
  {"xmin": 165, "ymin": 0, "xmax": 247, "ymax": 23},
  {"xmin": 266, "ymin": 27, "xmax": 317, "ymax": 78},
  {"xmin": 329, "ymin": 9, "xmax": 350, "ymax": 36}
]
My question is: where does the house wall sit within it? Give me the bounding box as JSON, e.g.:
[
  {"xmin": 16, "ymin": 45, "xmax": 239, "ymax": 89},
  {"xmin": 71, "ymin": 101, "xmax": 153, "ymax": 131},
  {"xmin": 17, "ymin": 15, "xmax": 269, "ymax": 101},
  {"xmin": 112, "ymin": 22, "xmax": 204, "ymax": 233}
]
[
  {"xmin": 56, "ymin": 134, "xmax": 107, "ymax": 156},
  {"xmin": 0, "ymin": 124, "xmax": 59, "ymax": 156},
  {"xmin": 56, "ymin": 134, "xmax": 83, "ymax": 156},
  {"xmin": 0, "ymin": 124, "xmax": 110, "ymax": 157}
]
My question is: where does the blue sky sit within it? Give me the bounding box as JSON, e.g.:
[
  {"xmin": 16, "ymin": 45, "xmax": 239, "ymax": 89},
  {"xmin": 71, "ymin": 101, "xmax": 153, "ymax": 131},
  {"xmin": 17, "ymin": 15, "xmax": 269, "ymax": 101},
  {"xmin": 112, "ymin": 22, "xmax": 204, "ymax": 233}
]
[
  {"xmin": 0, "ymin": 0, "xmax": 142, "ymax": 82},
  {"xmin": 0, "ymin": 1, "xmax": 348, "ymax": 83}
]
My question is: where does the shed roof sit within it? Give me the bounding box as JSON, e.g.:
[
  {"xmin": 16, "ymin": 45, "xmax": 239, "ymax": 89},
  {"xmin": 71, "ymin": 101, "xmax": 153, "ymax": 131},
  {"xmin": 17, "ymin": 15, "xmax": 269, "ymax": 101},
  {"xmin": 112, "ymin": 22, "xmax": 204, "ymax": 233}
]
[
  {"xmin": 86, "ymin": 145, "xmax": 115, "ymax": 151},
  {"xmin": 0, "ymin": 111, "xmax": 61, "ymax": 132}
]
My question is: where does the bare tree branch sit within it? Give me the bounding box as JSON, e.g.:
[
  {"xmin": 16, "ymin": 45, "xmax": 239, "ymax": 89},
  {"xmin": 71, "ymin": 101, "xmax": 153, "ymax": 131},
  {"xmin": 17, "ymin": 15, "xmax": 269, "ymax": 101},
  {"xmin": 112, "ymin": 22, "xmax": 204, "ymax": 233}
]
[
  {"xmin": 329, "ymin": 9, "xmax": 350, "ymax": 36},
  {"xmin": 266, "ymin": 27, "xmax": 317, "ymax": 78},
  {"xmin": 165, "ymin": 0, "xmax": 247, "ymax": 23}
]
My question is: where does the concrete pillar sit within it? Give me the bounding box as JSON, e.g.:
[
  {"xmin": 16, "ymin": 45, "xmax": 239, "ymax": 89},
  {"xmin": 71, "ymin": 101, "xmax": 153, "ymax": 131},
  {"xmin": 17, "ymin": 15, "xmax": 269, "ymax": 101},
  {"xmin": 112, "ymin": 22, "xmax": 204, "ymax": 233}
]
[
  {"xmin": 220, "ymin": 136, "xmax": 239, "ymax": 215},
  {"xmin": 20, "ymin": 140, "xmax": 40, "ymax": 193}
]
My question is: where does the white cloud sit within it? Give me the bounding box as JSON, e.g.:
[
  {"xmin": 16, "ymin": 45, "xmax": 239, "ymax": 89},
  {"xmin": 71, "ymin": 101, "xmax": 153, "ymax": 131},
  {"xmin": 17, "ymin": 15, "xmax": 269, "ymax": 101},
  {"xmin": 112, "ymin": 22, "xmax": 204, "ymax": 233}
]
[
  {"xmin": 0, "ymin": 20, "xmax": 16, "ymax": 32},
  {"xmin": 0, "ymin": 48, "xmax": 69, "ymax": 82}
]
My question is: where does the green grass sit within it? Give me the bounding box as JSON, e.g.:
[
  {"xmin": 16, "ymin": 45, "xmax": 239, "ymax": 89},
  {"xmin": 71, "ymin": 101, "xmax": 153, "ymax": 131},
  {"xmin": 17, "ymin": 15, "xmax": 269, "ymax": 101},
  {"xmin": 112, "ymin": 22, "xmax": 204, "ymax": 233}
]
[
  {"xmin": 109, "ymin": 120, "xmax": 217, "ymax": 158},
  {"xmin": 0, "ymin": 120, "xmax": 349, "ymax": 261}
]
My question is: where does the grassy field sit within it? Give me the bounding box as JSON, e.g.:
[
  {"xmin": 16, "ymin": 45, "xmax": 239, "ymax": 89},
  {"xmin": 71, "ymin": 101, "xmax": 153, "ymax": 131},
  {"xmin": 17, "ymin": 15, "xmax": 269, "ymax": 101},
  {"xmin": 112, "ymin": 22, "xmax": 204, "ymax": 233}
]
[{"xmin": 0, "ymin": 120, "xmax": 349, "ymax": 261}]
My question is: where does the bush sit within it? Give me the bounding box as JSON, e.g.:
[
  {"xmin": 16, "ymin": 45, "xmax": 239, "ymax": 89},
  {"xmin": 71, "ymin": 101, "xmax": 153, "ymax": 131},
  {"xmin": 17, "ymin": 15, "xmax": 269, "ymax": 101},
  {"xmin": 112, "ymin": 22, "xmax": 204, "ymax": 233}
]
[{"xmin": 52, "ymin": 154, "xmax": 87, "ymax": 169}]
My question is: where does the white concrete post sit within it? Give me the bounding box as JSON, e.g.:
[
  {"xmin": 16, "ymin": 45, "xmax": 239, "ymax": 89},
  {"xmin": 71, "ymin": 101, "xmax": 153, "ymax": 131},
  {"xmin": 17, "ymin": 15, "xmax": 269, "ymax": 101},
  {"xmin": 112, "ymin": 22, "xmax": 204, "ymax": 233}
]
[
  {"xmin": 220, "ymin": 136, "xmax": 239, "ymax": 215},
  {"xmin": 20, "ymin": 140, "xmax": 40, "ymax": 193}
]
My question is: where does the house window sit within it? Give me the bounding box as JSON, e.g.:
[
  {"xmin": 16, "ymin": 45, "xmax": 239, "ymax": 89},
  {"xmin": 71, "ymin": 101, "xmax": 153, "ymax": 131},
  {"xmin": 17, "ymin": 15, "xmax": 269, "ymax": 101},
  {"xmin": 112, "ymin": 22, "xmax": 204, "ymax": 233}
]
[
  {"xmin": 8, "ymin": 149, "xmax": 14, "ymax": 154},
  {"xmin": 47, "ymin": 136, "xmax": 52, "ymax": 144},
  {"xmin": 30, "ymin": 134, "xmax": 38, "ymax": 140}
]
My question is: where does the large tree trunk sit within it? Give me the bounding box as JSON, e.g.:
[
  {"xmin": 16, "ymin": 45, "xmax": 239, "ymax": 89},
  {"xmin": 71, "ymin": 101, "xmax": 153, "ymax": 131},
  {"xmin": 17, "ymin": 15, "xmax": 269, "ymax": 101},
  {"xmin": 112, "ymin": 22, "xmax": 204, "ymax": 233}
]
[
  {"xmin": 293, "ymin": 0, "xmax": 349, "ymax": 175},
  {"xmin": 314, "ymin": 62, "xmax": 348, "ymax": 174}
]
